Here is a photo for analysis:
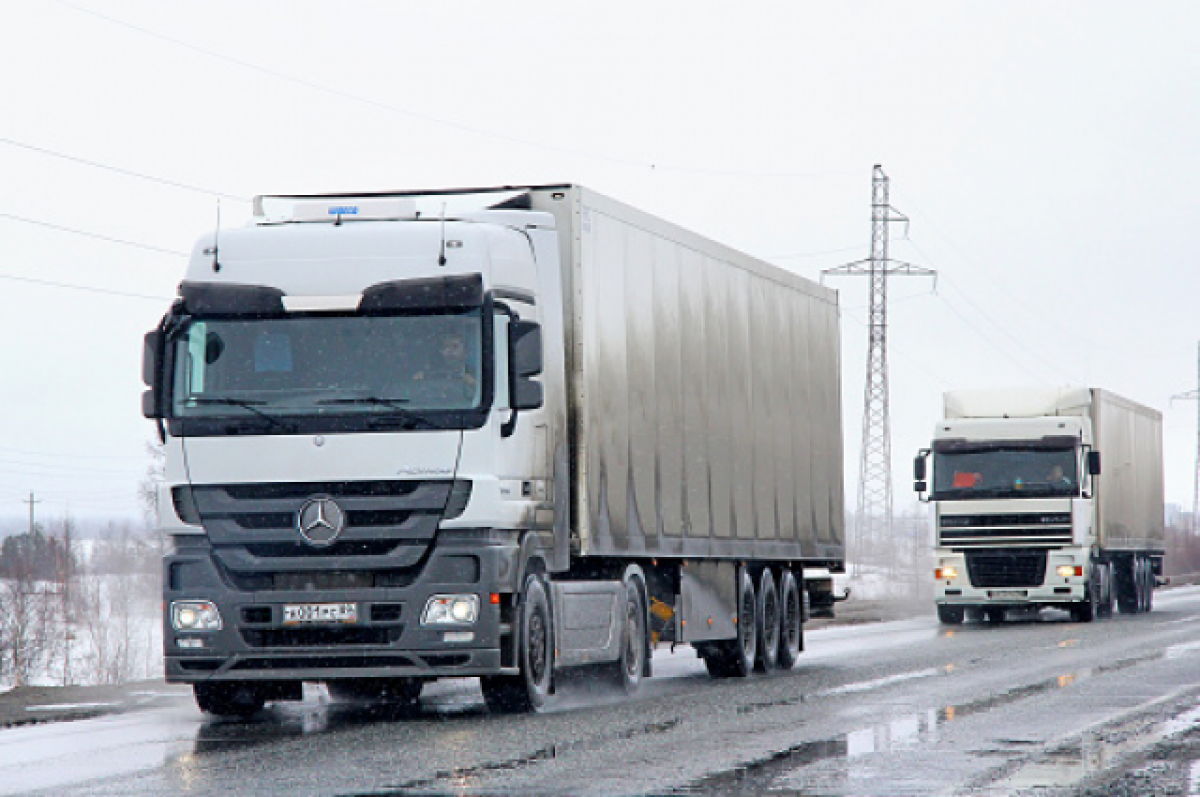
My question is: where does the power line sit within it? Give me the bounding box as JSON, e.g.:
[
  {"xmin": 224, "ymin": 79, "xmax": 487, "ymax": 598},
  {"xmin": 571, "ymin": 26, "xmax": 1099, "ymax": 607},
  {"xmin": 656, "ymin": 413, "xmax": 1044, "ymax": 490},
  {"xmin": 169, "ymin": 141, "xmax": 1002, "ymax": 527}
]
[
  {"xmin": 56, "ymin": 1, "xmax": 852, "ymax": 181},
  {"xmin": 0, "ymin": 212, "xmax": 188, "ymax": 257},
  {"xmin": 0, "ymin": 136, "xmax": 249, "ymax": 203},
  {"xmin": 0, "ymin": 273, "xmax": 171, "ymax": 301}
]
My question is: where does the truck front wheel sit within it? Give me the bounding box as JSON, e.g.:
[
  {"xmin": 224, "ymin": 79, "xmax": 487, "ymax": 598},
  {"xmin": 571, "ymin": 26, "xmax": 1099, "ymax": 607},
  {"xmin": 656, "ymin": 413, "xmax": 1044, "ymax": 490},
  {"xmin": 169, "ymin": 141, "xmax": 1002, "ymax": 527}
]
[
  {"xmin": 481, "ymin": 575, "xmax": 554, "ymax": 713},
  {"xmin": 937, "ymin": 605, "xmax": 965, "ymax": 625},
  {"xmin": 193, "ymin": 683, "xmax": 267, "ymax": 718}
]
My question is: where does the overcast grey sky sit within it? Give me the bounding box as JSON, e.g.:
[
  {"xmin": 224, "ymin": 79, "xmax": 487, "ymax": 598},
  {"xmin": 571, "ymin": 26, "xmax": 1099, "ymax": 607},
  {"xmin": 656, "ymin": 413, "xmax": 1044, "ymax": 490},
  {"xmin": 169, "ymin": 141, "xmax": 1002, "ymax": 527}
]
[{"xmin": 1, "ymin": 1, "xmax": 1198, "ymax": 525}]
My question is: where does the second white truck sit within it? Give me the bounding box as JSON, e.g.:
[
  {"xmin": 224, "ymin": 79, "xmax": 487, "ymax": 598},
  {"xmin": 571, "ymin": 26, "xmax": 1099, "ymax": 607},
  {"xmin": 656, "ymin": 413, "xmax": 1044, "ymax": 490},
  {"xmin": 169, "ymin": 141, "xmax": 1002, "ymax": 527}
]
[{"xmin": 914, "ymin": 387, "xmax": 1164, "ymax": 624}]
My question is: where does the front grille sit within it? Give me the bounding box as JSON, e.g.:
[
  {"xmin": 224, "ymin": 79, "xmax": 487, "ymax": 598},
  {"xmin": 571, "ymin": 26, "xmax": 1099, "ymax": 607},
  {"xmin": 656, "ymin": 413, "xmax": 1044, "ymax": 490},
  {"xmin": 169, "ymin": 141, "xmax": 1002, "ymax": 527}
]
[
  {"xmin": 965, "ymin": 550, "xmax": 1048, "ymax": 588},
  {"xmin": 220, "ymin": 566, "xmax": 418, "ymax": 592},
  {"xmin": 939, "ymin": 513, "xmax": 1072, "ymax": 549},
  {"xmin": 189, "ymin": 479, "xmax": 457, "ymax": 583},
  {"xmin": 240, "ymin": 626, "xmax": 403, "ymax": 648},
  {"xmin": 230, "ymin": 655, "xmax": 416, "ymax": 671}
]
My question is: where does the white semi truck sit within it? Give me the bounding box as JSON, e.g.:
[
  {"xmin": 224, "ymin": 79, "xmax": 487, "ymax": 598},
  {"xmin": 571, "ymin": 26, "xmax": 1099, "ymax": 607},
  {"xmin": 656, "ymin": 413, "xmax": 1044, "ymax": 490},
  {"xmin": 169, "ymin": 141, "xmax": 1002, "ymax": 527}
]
[
  {"xmin": 143, "ymin": 185, "xmax": 847, "ymax": 716},
  {"xmin": 914, "ymin": 387, "xmax": 1164, "ymax": 624}
]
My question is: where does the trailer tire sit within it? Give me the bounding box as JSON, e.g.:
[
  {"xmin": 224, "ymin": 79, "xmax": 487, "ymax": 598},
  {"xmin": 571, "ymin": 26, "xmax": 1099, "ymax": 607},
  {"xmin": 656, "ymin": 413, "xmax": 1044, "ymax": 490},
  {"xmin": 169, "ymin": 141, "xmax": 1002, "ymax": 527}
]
[
  {"xmin": 755, "ymin": 569, "xmax": 781, "ymax": 673},
  {"xmin": 702, "ymin": 570, "xmax": 757, "ymax": 679},
  {"xmin": 193, "ymin": 683, "xmax": 267, "ymax": 718},
  {"xmin": 937, "ymin": 605, "xmax": 965, "ymax": 625},
  {"xmin": 777, "ymin": 570, "xmax": 803, "ymax": 670},
  {"xmin": 603, "ymin": 577, "xmax": 647, "ymax": 695},
  {"xmin": 1116, "ymin": 558, "xmax": 1139, "ymax": 614},
  {"xmin": 1145, "ymin": 560, "xmax": 1155, "ymax": 613},
  {"xmin": 481, "ymin": 575, "xmax": 553, "ymax": 713}
]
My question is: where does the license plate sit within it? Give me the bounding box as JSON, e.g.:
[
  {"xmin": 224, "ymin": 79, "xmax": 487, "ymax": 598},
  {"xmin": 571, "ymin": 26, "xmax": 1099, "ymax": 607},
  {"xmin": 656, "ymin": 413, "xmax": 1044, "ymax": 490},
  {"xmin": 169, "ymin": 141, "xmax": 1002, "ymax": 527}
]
[
  {"xmin": 282, "ymin": 603, "xmax": 358, "ymax": 624},
  {"xmin": 987, "ymin": 590, "xmax": 1028, "ymax": 599}
]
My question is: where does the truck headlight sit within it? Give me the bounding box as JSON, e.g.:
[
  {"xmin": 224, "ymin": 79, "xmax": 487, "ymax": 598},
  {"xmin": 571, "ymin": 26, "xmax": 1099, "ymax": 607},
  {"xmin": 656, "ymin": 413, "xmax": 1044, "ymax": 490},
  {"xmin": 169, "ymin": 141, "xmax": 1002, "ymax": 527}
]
[
  {"xmin": 171, "ymin": 600, "xmax": 222, "ymax": 631},
  {"xmin": 422, "ymin": 594, "xmax": 479, "ymax": 626},
  {"xmin": 936, "ymin": 566, "xmax": 958, "ymax": 580},
  {"xmin": 1056, "ymin": 565, "xmax": 1083, "ymax": 578}
]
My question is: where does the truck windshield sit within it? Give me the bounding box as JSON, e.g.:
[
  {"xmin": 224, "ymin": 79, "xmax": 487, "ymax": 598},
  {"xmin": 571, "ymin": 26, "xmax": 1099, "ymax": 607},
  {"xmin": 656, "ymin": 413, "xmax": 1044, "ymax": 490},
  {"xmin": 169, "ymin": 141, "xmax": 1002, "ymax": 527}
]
[
  {"xmin": 170, "ymin": 310, "xmax": 485, "ymax": 419},
  {"xmin": 932, "ymin": 447, "xmax": 1079, "ymax": 499}
]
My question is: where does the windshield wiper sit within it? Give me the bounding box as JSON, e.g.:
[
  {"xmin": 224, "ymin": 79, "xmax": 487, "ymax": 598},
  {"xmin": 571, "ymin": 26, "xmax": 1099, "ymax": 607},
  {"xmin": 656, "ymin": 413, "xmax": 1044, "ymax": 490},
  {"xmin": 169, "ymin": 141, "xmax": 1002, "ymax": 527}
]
[
  {"xmin": 318, "ymin": 397, "xmax": 411, "ymax": 410},
  {"xmin": 190, "ymin": 397, "xmax": 299, "ymax": 433},
  {"xmin": 316, "ymin": 397, "xmax": 439, "ymax": 431}
]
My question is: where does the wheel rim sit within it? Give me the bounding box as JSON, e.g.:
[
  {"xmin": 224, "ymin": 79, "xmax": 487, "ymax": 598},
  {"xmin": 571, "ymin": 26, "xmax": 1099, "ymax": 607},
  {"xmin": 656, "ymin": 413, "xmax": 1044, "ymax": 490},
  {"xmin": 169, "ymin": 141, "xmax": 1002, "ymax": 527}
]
[
  {"xmin": 740, "ymin": 586, "xmax": 756, "ymax": 660},
  {"xmin": 622, "ymin": 598, "xmax": 642, "ymax": 679},
  {"xmin": 528, "ymin": 606, "xmax": 548, "ymax": 684},
  {"xmin": 763, "ymin": 588, "xmax": 779, "ymax": 650},
  {"xmin": 783, "ymin": 588, "xmax": 799, "ymax": 649}
]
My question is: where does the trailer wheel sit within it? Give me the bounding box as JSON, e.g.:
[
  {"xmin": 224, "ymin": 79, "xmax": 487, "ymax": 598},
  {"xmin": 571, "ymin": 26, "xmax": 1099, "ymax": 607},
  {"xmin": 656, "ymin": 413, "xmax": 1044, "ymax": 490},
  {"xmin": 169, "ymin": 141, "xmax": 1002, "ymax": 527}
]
[
  {"xmin": 937, "ymin": 605, "xmax": 965, "ymax": 625},
  {"xmin": 603, "ymin": 578, "xmax": 647, "ymax": 694},
  {"xmin": 1116, "ymin": 558, "xmax": 1139, "ymax": 614},
  {"xmin": 755, "ymin": 569, "xmax": 780, "ymax": 673},
  {"xmin": 193, "ymin": 683, "xmax": 267, "ymax": 718},
  {"xmin": 1145, "ymin": 559, "xmax": 1155, "ymax": 612},
  {"xmin": 481, "ymin": 575, "xmax": 553, "ymax": 713},
  {"xmin": 702, "ymin": 570, "xmax": 757, "ymax": 679},
  {"xmin": 777, "ymin": 570, "xmax": 803, "ymax": 670}
]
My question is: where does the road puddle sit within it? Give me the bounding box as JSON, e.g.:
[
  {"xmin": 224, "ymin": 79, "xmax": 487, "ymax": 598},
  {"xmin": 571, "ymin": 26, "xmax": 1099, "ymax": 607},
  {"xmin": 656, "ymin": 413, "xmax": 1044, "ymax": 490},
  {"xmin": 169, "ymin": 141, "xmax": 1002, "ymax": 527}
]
[{"xmin": 677, "ymin": 658, "xmax": 1193, "ymax": 795}]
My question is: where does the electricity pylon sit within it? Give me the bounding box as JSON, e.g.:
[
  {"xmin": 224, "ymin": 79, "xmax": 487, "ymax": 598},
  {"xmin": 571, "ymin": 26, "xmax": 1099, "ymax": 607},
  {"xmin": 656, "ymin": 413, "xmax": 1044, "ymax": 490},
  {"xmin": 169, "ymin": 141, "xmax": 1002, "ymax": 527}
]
[
  {"xmin": 1171, "ymin": 341, "xmax": 1200, "ymax": 534},
  {"xmin": 824, "ymin": 165, "xmax": 936, "ymax": 578}
]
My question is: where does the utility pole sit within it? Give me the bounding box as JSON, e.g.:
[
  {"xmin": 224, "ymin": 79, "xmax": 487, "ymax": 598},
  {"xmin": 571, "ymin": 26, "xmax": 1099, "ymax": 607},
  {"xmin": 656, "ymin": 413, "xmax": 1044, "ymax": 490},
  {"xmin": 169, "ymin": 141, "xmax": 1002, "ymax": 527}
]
[
  {"xmin": 823, "ymin": 166, "xmax": 936, "ymax": 584},
  {"xmin": 1171, "ymin": 341, "xmax": 1200, "ymax": 534}
]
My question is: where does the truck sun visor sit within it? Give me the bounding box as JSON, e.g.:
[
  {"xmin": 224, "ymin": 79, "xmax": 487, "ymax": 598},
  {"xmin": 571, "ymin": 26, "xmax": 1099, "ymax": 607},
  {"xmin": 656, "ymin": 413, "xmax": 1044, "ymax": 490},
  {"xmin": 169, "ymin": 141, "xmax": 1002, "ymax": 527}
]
[
  {"xmin": 359, "ymin": 274, "xmax": 484, "ymax": 313},
  {"xmin": 179, "ymin": 281, "xmax": 286, "ymax": 317}
]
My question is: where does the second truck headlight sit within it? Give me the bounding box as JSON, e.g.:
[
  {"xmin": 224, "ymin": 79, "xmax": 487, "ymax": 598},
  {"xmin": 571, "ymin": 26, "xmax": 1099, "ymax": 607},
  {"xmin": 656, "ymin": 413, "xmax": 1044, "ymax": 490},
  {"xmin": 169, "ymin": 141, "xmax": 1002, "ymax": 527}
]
[{"xmin": 422, "ymin": 594, "xmax": 479, "ymax": 625}]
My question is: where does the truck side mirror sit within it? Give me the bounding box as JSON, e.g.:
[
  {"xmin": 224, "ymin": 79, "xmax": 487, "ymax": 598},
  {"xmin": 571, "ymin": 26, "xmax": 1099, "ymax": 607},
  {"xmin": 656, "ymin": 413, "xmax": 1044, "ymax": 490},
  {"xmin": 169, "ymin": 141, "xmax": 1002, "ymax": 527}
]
[
  {"xmin": 913, "ymin": 450, "xmax": 929, "ymax": 495},
  {"xmin": 510, "ymin": 320, "xmax": 543, "ymax": 412},
  {"xmin": 510, "ymin": 320, "xmax": 543, "ymax": 377},
  {"xmin": 502, "ymin": 320, "xmax": 544, "ymax": 437},
  {"xmin": 1087, "ymin": 450, "xmax": 1101, "ymax": 476},
  {"xmin": 142, "ymin": 329, "xmax": 164, "ymax": 419}
]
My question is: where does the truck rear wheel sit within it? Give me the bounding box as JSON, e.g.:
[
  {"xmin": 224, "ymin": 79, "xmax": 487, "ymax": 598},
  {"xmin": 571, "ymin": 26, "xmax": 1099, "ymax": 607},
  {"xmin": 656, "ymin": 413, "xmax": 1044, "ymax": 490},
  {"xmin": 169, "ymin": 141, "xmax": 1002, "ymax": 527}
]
[
  {"xmin": 603, "ymin": 578, "xmax": 647, "ymax": 694},
  {"xmin": 1116, "ymin": 558, "xmax": 1139, "ymax": 614},
  {"xmin": 1097, "ymin": 563, "xmax": 1115, "ymax": 618},
  {"xmin": 777, "ymin": 570, "xmax": 803, "ymax": 670},
  {"xmin": 702, "ymin": 570, "xmax": 757, "ymax": 679},
  {"xmin": 755, "ymin": 569, "xmax": 781, "ymax": 673},
  {"xmin": 937, "ymin": 605, "xmax": 964, "ymax": 625},
  {"xmin": 481, "ymin": 575, "xmax": 553, "ymax": 713},
  {"xmin": 193, "ymin": 683, "xmax": 267, "ymax": 718}
]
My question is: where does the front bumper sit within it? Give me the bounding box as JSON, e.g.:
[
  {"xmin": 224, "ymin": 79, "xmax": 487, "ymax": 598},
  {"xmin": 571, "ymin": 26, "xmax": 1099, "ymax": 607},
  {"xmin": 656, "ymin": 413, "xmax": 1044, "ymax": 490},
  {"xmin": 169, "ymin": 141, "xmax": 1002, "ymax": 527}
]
[
  {"xmin": 164, "ymin": 534, "xmax": 520, "ymax": 683},
  {"xmin": 934, "ymin": 548, "xmax": 1090, "ymax": 607}
]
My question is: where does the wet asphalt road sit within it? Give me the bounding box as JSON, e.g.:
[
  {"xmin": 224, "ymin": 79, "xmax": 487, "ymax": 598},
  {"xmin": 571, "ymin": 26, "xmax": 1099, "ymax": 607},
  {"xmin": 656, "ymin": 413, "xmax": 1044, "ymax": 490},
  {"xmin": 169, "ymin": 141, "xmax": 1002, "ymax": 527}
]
[{"xmin": 9, "ymin": 589, "xmax": 1200, "ymax": 796}]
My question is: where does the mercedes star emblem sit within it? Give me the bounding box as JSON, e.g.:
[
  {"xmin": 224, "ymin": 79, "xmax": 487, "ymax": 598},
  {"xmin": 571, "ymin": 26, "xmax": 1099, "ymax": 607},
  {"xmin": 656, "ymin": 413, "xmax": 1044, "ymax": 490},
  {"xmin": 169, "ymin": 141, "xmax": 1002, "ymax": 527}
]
[{"xmin": 296, "ymin": 496, "xmax": 345, "ymax": 546}]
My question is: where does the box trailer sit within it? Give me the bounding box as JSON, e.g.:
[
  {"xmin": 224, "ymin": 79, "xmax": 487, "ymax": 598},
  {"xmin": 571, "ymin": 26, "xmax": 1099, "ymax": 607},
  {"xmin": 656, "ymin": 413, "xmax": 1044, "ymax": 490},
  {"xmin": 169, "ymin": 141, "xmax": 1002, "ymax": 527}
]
[
  {"xmin": 915, "ymin": 387, "xmax": 1164, "ymax": 624},
  {"xmin": 143, "ymin": 184, "xmax": 846, "ymax": 715}
]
